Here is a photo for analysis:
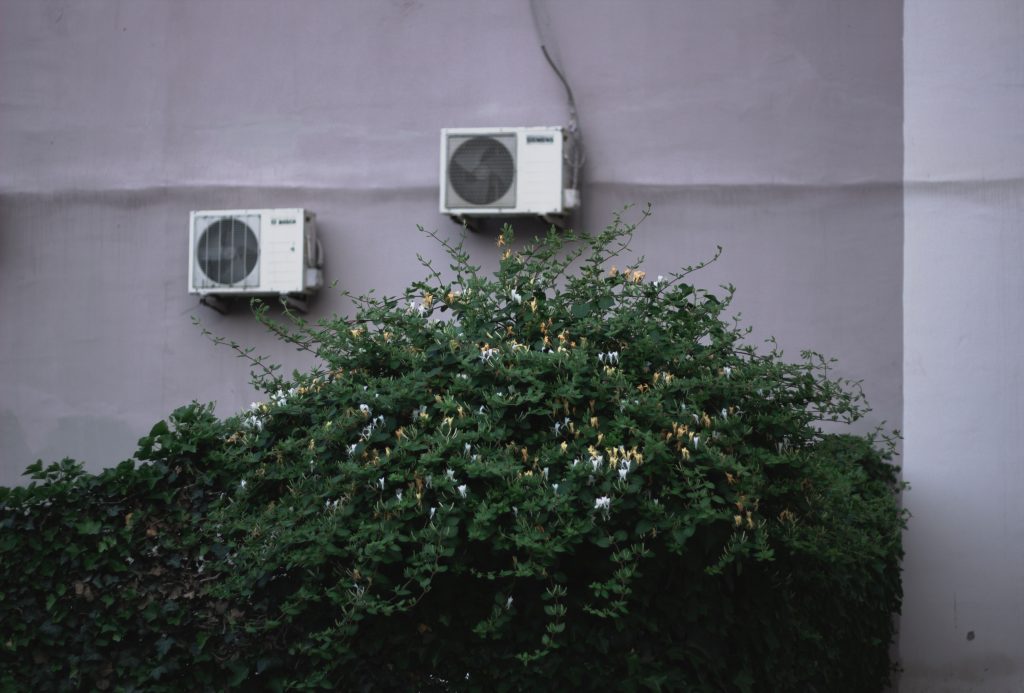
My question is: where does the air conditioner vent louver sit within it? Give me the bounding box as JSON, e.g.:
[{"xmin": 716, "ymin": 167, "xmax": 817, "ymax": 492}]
[{"xmin": 188, "ymin": 208, "xmax": 322, "ymax": 297}]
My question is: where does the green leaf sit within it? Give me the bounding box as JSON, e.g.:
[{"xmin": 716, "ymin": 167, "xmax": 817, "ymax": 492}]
[{"xmin": 75, "ymin": 520, "xmax": 102, "ymax": 535}]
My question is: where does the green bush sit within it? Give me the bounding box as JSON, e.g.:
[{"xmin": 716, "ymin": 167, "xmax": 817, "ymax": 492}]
[
  {"xmin": 0, "ymin": 209, "xmax": 906, "ymax": 691},
  {"xmin": 0, "ymin": 405, "xmax": 251, "ymax": 690}
]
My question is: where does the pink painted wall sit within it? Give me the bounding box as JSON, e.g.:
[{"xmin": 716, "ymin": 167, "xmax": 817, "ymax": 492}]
[{"xmin": 0, "ymin": 0, "xmax": 902, "ymax": 507}]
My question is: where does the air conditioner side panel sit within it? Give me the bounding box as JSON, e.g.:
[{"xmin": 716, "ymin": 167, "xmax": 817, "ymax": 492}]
[
  {"xmin": 516, "ymin": 129, "xmax": 564, "ymax": 214},
  {"xmin": 188, "ymin": 210, "xmax": 199, "ymax": 293},
  {"xmin": 259, "ymin": 224, "xmax": 304, "ymax": 293}
]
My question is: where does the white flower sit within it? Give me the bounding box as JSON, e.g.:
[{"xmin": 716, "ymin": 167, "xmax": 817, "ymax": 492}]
[
  {"xmin": 348, "ymin": 443, "xmax": 358, "ymax": 456},
  {"xmin": 721, "ymin": 408, "xmax": 728, "ymax": 420},
  {"xmin": 359, "ymin": 403, "xmax": 371, "ymax": 416},
  {"xmin": 464, "ymin": 443, "xmax": 472, "ymax": 455},
  {"xmin": 429, "ymin": 507, "xmax": 437, "ymax": 520},
  {"xmin": 572, "ymin": 458, "xmax": 581, "ymax": 468},
  {"xmin": 590, "ymin": 455, "xmax": 604, "ymax": 472},
  {"xmin": 693, "ymin": 435, "xmax": 700, "ymax": 450},
  {"xmin": 510, "ymin": 289, "xmax": 522, "ymax": 305},
  {"xmin": 395, "ymin": 490, "xmax": 403, "ymax": 502},
  {"xmin": 457, "ymin": 484, "xmax": 468, "ymax": 498},
  {"xmin": 723, "ymin": 366, "xmax": 732, "ymax": 378},
  {"xmin": 656, "ymin": 275, "xmax": 664, "ymax": 284},
  {"xmin": 378, "ymin": 477, "xmax": 386, "ymax": 490},
  {"xmin": 446, "ymin": 468, "xmax": 456, "ymax": 481},
  {"xmin": 594, "ymin": 496, "xmax": 611, "ymax": 511},
  {"xmin": 542, "ymin": 467, "xmax": 549, "ymax": 480},
  {"xmin": 512, "ymin": 505, "xmax": 519, "ymax": 517},
  {"xmin": 239, "ymin": 479, "xmax": 247, "ymax": 490},
  {"xmin": 506, "ymin": 595, "xmax": 514, "ymax": 609},
  {"xmin": 618, "ymin": 467, "xmax": 629, "ymax": 481},
  {"xmin": 552, "ymin": 483, "xmax": 559, "ymax": 493}
]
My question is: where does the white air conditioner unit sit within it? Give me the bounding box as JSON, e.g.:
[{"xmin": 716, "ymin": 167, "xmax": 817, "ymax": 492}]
[
  {"xmin": 188, "ymin": 208, "xmax": 322, "ymax": 298},
  {"xmin": 440, "ymin": 126, "xmax": 579, "ymax": 221}
]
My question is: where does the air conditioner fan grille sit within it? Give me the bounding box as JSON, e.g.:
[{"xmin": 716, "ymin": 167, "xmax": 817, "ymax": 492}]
[
  {"xmin": 448, "ymin": 134, "xmax": 516, "ymax": 207},
  {"xmin": 196, "ymin": 217, "xmax": 259, "ymax": 287}
]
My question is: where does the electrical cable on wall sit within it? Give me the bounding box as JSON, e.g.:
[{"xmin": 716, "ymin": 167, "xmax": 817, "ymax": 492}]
[{"xmin": 529, "ymin": 0, "xmax": 586, "ymax": 192}]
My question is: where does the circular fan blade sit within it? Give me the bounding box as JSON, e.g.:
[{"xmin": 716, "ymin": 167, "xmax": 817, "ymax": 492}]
[
  {"xmin": 197, "ymin": 218, "xmax": 258, "ymax": 285},
  {"xmin": 450, "ymin": 136, "xmax": 514, "ymax": 205}
]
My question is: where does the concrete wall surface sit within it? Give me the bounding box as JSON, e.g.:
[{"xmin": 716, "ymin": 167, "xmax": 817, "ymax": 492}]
[{"xmin": 900, "ymin": 1, "xmax": 1024, "ymax": 690}]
